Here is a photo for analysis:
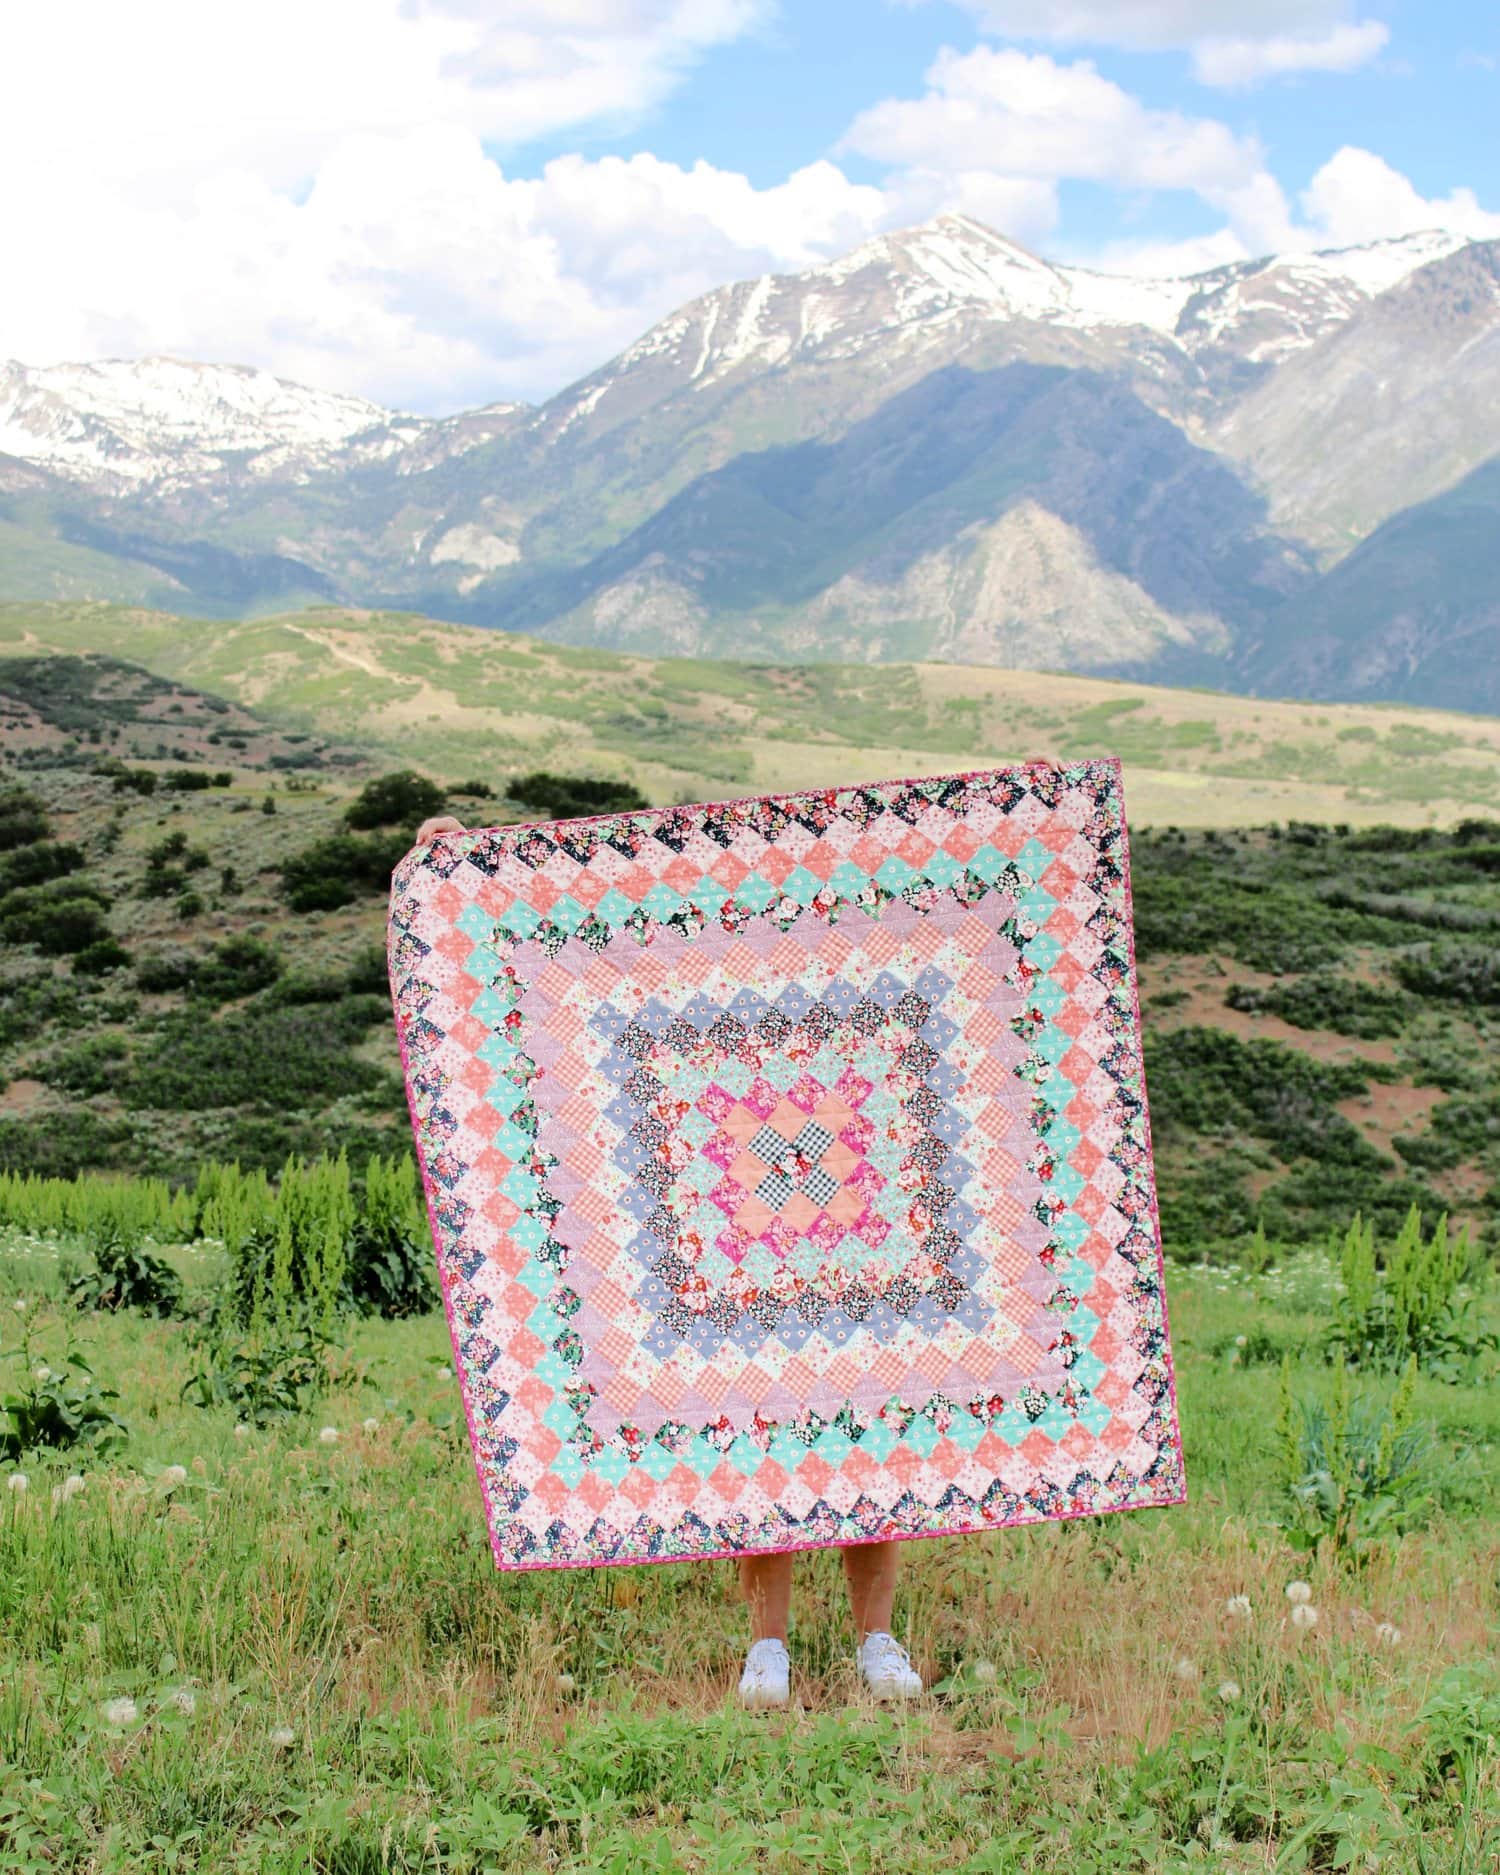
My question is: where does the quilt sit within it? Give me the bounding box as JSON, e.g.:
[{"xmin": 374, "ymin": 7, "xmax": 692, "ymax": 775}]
[{"xmin": 386, "ymin": 761, "xmax": 1185, "ymax": 1570}]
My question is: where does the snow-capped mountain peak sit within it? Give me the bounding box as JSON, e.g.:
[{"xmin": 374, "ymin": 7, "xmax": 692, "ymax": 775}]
[{"xmin": 0, "ymin": 356, "xmax": 409, "ymax": 490}]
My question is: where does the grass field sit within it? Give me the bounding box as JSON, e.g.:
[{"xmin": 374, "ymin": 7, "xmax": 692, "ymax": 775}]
[
  {"xmin": 1, "ymin": 1228, "xmax": 1496, "ymax": 1872},
  {"xmin": 6, "ymin": 600, "xmax": 1500, "ymax": 828}
]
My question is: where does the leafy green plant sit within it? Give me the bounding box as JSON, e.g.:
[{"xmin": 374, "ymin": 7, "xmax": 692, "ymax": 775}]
[
  {"xmin": 68, "ymin": 1226, "xmax": 184, "ymax": 1318},
  {"xmin": 1328, "ymin": 1206, "xmax": 1496, "ymax": 1379},
  {"xmin": 180, "ymin": 1311, "xmax": 327, "ymax": 1425},
  {"xmin": 0, "ymin": 1313, "xmax": 130, "ymax": 1462},
  {"xmin": 1275, "ymin": 1352, "xmax": 1432, "ymax": 1559},
  {"xmin": 346, "ymin": 1152, "xmax": 437, "ymax": 1319}
]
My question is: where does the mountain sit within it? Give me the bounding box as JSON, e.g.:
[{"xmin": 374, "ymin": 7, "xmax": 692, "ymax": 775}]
[{"xmin": 0, "ymin": 213, "xmax": 1496, "ymax": 707}]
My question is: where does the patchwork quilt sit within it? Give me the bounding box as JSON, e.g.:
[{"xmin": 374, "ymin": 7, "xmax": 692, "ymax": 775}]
[{"xmin": 386, "ymin": 762, "xmax": 1185, "ymax": 1570}]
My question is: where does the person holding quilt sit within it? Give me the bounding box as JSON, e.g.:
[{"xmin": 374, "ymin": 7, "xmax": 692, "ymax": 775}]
[{"xmin": 416, "ymin": 812, "xmax": 923, "ymax": 1711}]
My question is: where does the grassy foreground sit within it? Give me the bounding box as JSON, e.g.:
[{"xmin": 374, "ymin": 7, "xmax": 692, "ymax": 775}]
[{"xmin": 1, "ymin": 1233, "xmax": 1496, "ymax": 1872}]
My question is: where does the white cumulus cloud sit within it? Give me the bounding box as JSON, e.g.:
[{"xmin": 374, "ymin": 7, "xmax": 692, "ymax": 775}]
[
  {"xmin": 844, "ymin": 46, "xmax": 1297, "ymax": 253},
  {"xmin": 0, "ymin": 0, "xmax": 889, "ymax": 411},
  {"xmin": 935, "ymin": 1, "xmax": 1391, "ymax": 86}
]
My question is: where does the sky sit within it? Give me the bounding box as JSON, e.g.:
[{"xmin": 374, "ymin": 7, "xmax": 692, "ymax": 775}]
[{"xmin": 5, "ymin": 0, "xmax": 1498, "ymax": 414}]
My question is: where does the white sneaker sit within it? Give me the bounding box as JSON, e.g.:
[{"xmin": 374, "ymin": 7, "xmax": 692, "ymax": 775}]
[
  {"xmin": 858, "ymin": 1631, "xmax": 923, "ymax": 1700},
  {"xmin": 739, "ymin": 1637, "xmax": 791, "ymax": 1710}
]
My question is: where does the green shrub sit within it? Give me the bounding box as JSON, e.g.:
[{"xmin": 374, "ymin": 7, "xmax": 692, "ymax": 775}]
[
  {"xmin": 279, "ymin": 830, "xmax": 412, "ymax": 912},
  {"xmin": 0, "ymin": 878, "xmax": 112, "ymax": 954},
  {"xmin": 42, "ymin": 1033, "xmax": 131, "ymax": 1097},
  {"xmin": 1224, "ymin": 973, "xmax": 1411, "ymax": 1039},
  {"xmin": 0, "ymin": 1110, "xmax": 138, "ymax": 1179},
  {"xmin": 123, "ymin": 996, "xmax": 391, "ymax": 1110},
  {"xmin": 1145, "ymin": 1026, "xmax": 1378, "ymax": 1165},
  {"xmin": 0, "ymin": 840, "xmax": 84, "ymax": 892},
  {"xmin": 507, "ymin": 770, "xmax": 649, "ymax": 821},
  {"xmin": 0, "ymin": 787, "xmax": 49, "ymax": 850},
  {"xmin": 71, "ymin": 937, "xmax": 132, "ymax": 976},
  {"xmin": 163, "ymin": 768, "xmax": 212, "ymax": 791},
  {"xmin": 111, "ymin": 768, "xmax": 158, "ymax": 795},
  {"xmin": 192, "ymin": 934, "xmax": 282, "ymax": 1003},
  {"xmin": 344, "ymin": 769, "xmax": 446, "ymax": 831},
  {"xmin": 1393, "ymin": 940, "xmax": 1500, "ymax": 1005},
  {"xmin": 135, "ymin": 950, "xmax": 199, "ymax": 993}
]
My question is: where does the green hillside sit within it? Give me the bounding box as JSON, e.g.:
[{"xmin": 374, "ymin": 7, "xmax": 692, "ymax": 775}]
[
  {"xmin": 3, "ymin": 661, "xmax": 1498, "ymax": 1254},
  {"xmin": 4, "ymin": 600, "xmax": 1500, "ymax": 829}
]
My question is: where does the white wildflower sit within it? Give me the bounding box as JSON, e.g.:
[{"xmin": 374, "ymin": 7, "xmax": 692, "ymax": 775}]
[
  {"xmin": 269, "ymin": 1724, "xmax": 296, "ymax": 1749},
  {"xmin": 52, "ymin": 1473, "xmax": 85, "ymax": 1505},
  {"xmin": 1234, "ymin": 1335, "xmax": 1247, "ymax": 1348},
  {"xmin": 101, "ymin": 1696, "xmax": 138, "ymax": 1726},
  {"xmin": 1225, "ymin": 1594, "xmax": 1252, "ymax": 1618},
  {"xmin": 1375, "ymin": 1622, "xmax": 1402, "ymax": 1647},
  {"xmin": 6, "ymin": 1472, "xmax": 29, "ymax": 1494},
  {"xmin": 1217, "ymin": 1680, "xmax": 1241, "ymax": 1703},
  {"xmin": 1284, "ymin": 1580, "xmax": 1313, "ymax": 1605},
  {"xmin": 11, "ymin": 1297, "xmax": 25, "ymax": 1314},
  {"xmin": 1291, "ymin": 1603, "xmax": 1320, "ymax": 1630},
  {"xmin": 317, "ymin": 1426, "xmax": 339, "ymax": 1445},
  {"xmin": 32, "ymin": 1363, "xmax": 51, "ymax": 1382},
  {"xmin": 232, "ymin": 1423, "xmax": 249, "ymax": 1438},
  {"xmin": 971, "ymin": 1660, "xmax": 999, "ymax": 1685},
  {"xmin": 362, "ymin": 1417, "xmax": 381, "ymax": 1434},
  {"xmin": 1173, "ymin": 1657, "xmax": 1200, "ymax": 1682},
  {"xmin": 168, "ymin": 1688, "xmax": 196, "ymax": 1715},
  {"xmin": 160, "ymin": 1464, "xmax": 188, "ymax": 1487}
]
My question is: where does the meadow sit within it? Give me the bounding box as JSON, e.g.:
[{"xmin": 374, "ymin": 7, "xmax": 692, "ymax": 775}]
[
  {"xmin": 0, "ymin": 1195, "xmax": 1497, "ymax": 1873},
  {"xmin": 2, "ymin": 621, "xmax": 1499, "ymax": 1869}
]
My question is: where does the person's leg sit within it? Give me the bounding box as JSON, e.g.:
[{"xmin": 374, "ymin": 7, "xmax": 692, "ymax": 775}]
[
  {"xmin": 842, "ymin": 1540, "xmax": 923, "ymax": 1699},
  {"xmin": 739, "ymin": 1552, "xmax": 794, "ymax": 1641},
  {"xmin": 738, "ymin": 1553, "xmax": 795, "ymax": 1708},
  {"xmin": 840, "ymin": 1539, "xmax": 898, "ymax": 1641}
]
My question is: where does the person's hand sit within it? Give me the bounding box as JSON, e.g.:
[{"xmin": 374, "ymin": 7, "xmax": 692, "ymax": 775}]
[{"xmin": 416, "ymin": 814, "xmax": 466, "ymax": 843}]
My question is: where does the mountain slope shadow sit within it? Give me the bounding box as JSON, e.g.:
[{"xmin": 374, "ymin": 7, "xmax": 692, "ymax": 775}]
[
  {"xmin": 1247, "ymin": 450, "xmax": 1500, "ymax": 711},
  {"xmin": 492, "ymin": 361, "xmax": 1319, "ymax": 656}
]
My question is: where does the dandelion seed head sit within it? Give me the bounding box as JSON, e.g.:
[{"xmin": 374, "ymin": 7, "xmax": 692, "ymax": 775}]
[
  {"xmin": 317, "ymin": 1426, "xmax": 339, "ymax": 1444},
  {"xmin": 1284, "ymin": 1580, "xmax": 1313, "ymax": 1605},
  {"xmin": 555, "ymin": 1672, "xmax": 576, "ymax": 1693},
  {"xmin": 1290, "ymin": 1603, "xmax": 1320, "ymax": 1630},
  {"xmin": 1217, "ymin": 1679, "xmax": 1241, "ymax": 1702},
  {"xmin": 32, "ymin": 1363, "xmax": 51, "ymax": 1381},
  {"xmin": 11, "ymin": 1298, "xmax": 25, "ymax": 1314},
  {"xmin": 269, "ymin": 1725, "xmax": 296, "ymax": 1749},
  {"xmin": 1173, "ymin": 1657, "xmax": 1199, "ymax": 1682},
  {"xmin": 1234, "ymin": 1335, "xmax": 1247, "ymax": 1347},
  {"xmin": 1375, "ymin": 1622, "xmax": 1402, "ymax": 1647},
  {"xmin": 362, "ymin": 1417, "xmax": 380, "ymax": 1434},
  {"xmin": 1225, "ymin": 1594, "xmax": 1252, "ymax": 1618},
  {"xmin": 160, "ymin": 1465, "xmax": 187, "ymax": 1487},
  {"xmin": 971, "ymin": 1660, "xmax": 999, "ymax": 1685},
  {"xmin": 52, "ymin": 1473, "xmax": 85, "ymax": 1505},
  {"xmin": 232, "ymin": 1424, "xmax": 249, "ymax": 1438},
  {"xmin": 7, "ymin": 1472, "xmax": 29, "ymax": 1493},
  {"xmin": 102, "ymin": 1697, "xmax": 138, "ymax": 1726},
  {"xmin": 168, "ymin": 1688, "xmax": 196, "ymax": 1715}
]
